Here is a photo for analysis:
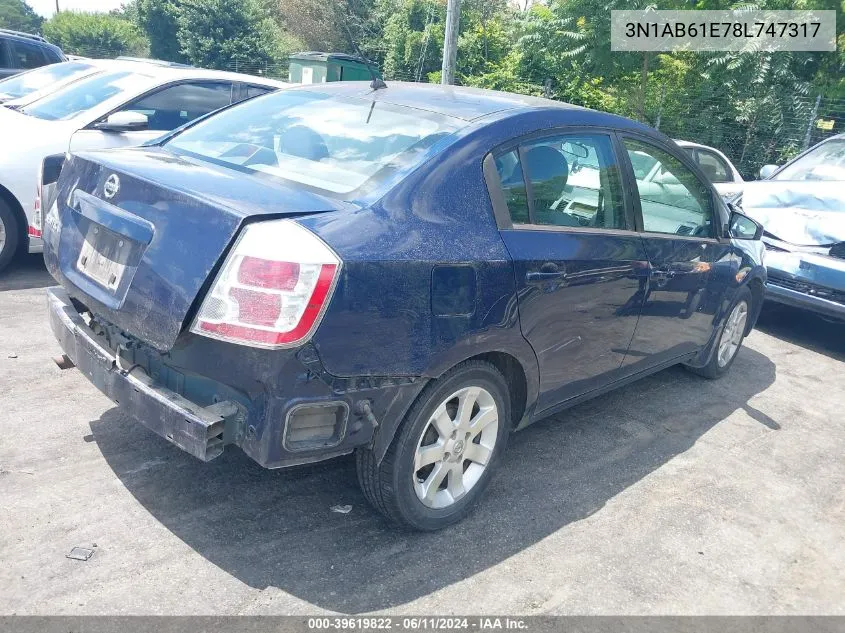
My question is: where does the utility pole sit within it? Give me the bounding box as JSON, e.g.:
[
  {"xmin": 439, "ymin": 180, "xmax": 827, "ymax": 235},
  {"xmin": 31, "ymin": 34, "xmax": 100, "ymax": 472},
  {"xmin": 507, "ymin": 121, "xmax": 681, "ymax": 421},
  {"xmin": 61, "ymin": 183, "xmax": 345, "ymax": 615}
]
[
  {"xmin": 55, "ymin": 0, "xmax": 59, "ymax": 14},
  {"xmin": 441, "ymin": 0, "xmax": 461, "ymax": 85}
]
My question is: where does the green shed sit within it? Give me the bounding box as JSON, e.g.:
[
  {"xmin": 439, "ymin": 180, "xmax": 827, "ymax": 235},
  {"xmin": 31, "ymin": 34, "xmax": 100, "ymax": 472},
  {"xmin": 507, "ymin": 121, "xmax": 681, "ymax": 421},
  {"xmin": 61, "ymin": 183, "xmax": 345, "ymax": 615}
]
[{"xmin": 288, "ymin": 52, "xmax": 383, "ymax": 84}]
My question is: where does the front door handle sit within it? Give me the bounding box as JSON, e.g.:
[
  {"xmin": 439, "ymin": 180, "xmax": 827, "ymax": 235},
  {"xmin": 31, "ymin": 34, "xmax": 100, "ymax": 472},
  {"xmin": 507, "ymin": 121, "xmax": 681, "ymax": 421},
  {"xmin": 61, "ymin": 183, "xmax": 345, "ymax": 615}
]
[{"xmin": 527, "ymin": 263, "xmax": 566, "ymax": 282}]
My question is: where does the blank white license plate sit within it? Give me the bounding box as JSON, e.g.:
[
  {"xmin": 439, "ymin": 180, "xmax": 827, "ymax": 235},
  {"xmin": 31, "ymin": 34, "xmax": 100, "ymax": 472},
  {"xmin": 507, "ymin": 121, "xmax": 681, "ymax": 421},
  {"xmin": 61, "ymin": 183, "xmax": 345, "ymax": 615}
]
[{"xmin": 76, "ymin": 224, "xmax": 131, "ymax": 292}]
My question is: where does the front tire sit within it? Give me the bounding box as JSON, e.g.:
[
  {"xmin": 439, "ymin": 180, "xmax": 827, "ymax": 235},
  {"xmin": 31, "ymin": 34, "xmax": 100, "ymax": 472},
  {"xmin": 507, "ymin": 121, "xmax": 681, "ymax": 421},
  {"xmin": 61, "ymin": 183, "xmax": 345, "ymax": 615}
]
[
  {"xmin": 687, "ymin": 286, "xmax": 752, "ymax": 379},
  {"xmin": 357, "ymin": 360, "xmax": 510, "ymax": 530},
  {"xmin": 0, "ymin": 200, "xmax": 20, "ymax": 273}
]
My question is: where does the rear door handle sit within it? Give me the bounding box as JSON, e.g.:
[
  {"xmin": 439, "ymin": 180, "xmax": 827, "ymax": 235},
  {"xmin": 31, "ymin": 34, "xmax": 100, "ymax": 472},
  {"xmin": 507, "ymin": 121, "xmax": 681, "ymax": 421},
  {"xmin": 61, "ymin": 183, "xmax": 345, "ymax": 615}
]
[{"xmin": 526, "ymin": 263, "xmax": 566, "ymax": 282}]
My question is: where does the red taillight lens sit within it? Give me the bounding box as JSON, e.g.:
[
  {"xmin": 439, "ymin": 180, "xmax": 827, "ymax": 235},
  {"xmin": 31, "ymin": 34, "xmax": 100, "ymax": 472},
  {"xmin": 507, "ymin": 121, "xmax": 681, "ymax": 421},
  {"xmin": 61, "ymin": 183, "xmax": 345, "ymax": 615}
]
[
  {"xmin": 237, "ymin": 257, "xmax": 300, "ymax": 290},
  {"xmin": 191, "ymin": 220, "xmax": 341, "ymax": 349},
  {"xmin": 30, "ymin": 183, "xmax": 43, "ymax": 238}
]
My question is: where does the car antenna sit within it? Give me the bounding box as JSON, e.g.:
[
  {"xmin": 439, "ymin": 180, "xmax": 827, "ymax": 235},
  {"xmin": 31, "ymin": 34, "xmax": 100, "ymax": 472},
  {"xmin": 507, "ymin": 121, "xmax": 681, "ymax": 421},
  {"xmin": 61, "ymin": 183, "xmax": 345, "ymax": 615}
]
[{"xmin": 340, "ymin": 4, "xmax": 386, "ymax": 91}]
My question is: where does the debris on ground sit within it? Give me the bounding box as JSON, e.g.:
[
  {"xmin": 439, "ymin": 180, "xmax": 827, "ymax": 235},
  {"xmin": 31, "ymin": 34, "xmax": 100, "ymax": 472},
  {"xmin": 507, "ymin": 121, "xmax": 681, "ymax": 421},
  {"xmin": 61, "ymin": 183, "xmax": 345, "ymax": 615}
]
[
  {"xmin": 7, "ymin": 353, "xmax": 17, "ymax": 359},
  {"xmin": 330, "ymin": 504, "xmax": 352, "ymax": 514},
  {"xmin": 66, "ymin": 547, "xmax": 95, "ymax": 561}
]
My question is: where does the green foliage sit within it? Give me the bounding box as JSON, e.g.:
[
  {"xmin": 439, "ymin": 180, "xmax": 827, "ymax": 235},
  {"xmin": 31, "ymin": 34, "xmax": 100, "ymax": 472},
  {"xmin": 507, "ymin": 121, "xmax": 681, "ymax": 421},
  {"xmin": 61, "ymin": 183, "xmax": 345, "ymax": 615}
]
[
  {"xmin": 28, "ymin": 0, "xmax": 842, "ymax": 178},
  {"xmin": 176, "ymin": 0, "xmax": 287, "ymax": 70},
  {"xmin": 42, "ymin": 11, "xmax": 148, "ymax": 57},
  {"xmin": 0, "ymin": 0, "xmax": 44, "ymax": 33},
  {"xmin": 136, "ymin": 0, "xmax": 184, "ymax": 61}
]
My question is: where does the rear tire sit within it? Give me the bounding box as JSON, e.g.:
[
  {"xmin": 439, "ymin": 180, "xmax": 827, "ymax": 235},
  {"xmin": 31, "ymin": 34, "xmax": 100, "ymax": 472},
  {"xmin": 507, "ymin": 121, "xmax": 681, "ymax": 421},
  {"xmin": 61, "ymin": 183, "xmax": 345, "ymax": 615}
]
[
  {"xmin": 356, "ymin": 360, "xmax": 510, "ymax": 530},
  {"xmin": 687, "ymin": 286, "xmax": 752, "ymax": 379},
  {"xmin": 0, "ymin": 200, "xmax": 20, "ymax": 274}
]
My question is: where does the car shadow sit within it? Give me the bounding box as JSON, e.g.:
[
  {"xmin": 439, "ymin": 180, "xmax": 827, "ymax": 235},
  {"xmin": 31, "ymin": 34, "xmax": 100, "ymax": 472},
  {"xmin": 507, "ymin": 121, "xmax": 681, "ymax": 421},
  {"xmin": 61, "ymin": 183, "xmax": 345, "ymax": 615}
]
[
  {"xmin": 0, "ymin": 254, "xmax": 54, "ymax": 292},
  {"xmin": 756, "ymin": 303, "xmax": 845, "ymax": 362},
  {"xmin": 89, "ymin": 347, "xmax": 776, "ymax": 613}
]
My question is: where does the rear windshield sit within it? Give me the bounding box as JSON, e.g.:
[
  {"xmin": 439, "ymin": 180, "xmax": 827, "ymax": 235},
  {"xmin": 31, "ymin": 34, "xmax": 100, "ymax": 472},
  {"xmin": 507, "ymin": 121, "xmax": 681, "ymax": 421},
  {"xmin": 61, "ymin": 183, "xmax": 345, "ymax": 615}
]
[
  {"xmin": 21, "ymin": 71, "xmax": 150, "ymax": 121},
  {"xmin": 0, "ymin": 61, "xmax": 95, "ymax": 100},
  {"xmin": 165, "ymin": 90, "xmax": 464, "ymax": 195}
]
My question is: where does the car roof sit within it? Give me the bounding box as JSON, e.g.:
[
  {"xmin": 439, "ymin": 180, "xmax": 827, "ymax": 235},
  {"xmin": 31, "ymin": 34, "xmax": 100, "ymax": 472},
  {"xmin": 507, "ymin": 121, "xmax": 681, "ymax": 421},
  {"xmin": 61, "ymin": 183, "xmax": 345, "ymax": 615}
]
[
  {"xmin": 675, "ymin": 139, "xmax": 712, "ymax": 150},
  {"xmin": 83, "ymin": 58, "xmax": 287, "ymax": 87},
  {"xmin": 0, "ymin": 29, "xmax": 64, "ymax": 55},
  {"xmin": 282, "ymin": 81, "xmax": 648, "ymax": 127}
]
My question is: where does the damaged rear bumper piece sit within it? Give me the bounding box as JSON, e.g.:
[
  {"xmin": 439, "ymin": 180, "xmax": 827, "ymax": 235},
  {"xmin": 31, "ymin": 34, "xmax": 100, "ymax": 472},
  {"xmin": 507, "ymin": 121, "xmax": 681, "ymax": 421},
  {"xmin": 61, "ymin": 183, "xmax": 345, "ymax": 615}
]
[{"xmin": 47, "ymin": 287, "xmax": 425, "ymax": 468}]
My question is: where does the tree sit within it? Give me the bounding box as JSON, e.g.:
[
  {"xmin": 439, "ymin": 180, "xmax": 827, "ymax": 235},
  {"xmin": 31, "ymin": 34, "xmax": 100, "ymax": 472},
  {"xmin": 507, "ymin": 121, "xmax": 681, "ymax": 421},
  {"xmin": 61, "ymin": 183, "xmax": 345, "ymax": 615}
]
[
  {"xmin": 176, "ymin": 0, "xmax": 288, "ymax": 71},
  {"xmin": 136, "ymin": 0, "xmax": 184, "ymax": 61},
  {"xmin": 0, "ymin": 0, "xmax": 44, "ymax": 33},
  {"xmin": 42, "ymin": 11, "xmax": 149, "ymax": 57}
]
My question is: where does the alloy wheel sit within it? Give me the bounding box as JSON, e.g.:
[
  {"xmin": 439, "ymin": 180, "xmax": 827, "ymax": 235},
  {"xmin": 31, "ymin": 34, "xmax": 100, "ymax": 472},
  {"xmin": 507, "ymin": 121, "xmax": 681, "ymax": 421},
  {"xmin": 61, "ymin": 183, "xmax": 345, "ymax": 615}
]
[
  {"xmin": 413, "ymin": 386, "xmax": 499, "ymax": 509},
  {"xmin": 717, "ymin": 300, "xmax": 749, "ymax": 367}
]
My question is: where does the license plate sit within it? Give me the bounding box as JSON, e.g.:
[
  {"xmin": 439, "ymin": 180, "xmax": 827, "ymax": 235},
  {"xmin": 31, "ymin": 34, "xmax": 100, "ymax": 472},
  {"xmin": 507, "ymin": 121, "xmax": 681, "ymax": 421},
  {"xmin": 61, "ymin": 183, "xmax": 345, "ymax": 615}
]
[{"xmin": 76, "ymin": 223, "xmax": 132, "ymax": 292}]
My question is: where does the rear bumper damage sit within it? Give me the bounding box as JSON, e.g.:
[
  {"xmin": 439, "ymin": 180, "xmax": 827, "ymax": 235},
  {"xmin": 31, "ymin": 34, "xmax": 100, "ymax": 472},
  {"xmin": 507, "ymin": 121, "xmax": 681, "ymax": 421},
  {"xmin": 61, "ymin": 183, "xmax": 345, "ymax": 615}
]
[
  {"xmin": 47, "ymin": 287, "xmax": 427, "ymax": 468},
  {"xmin": 48, "ymin": 287, "xmax": 237, "ymax": 461}
]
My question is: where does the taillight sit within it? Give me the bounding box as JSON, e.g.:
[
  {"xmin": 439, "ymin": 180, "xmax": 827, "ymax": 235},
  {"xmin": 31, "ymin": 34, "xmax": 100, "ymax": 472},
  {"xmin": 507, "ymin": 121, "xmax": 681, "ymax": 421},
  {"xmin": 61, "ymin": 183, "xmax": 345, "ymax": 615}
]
[
  {"xmin": 191, "ymin": 220, "xmax": 341, "ymax": 349},
  {"xmin": 29, "ymin": 183, "xmax": 43, "ymax": 238}
]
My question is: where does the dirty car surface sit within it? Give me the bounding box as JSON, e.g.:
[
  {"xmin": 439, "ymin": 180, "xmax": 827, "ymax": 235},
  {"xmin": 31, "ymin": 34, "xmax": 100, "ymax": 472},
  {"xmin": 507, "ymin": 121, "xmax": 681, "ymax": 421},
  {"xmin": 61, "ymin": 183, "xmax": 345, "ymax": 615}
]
[
  {"xmin": 43, "ymin": 82, "xmax": 766, "ymax": 530},
  {"xmin": 737, "ymin": 134, "xmax": 845, "ymax": 321}
]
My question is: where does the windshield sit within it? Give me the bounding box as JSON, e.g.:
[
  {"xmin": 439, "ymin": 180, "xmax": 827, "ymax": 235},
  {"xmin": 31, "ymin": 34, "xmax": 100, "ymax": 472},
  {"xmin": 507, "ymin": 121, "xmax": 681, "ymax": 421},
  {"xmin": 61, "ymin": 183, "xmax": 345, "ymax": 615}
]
[
  {"xmin": 774, "ymin": 139, "xmax": 845, "ymax": 182},
  {"xmin": 166, "ymin": 90, "xmax": 463, "ymax": 195},
  {"xmin": 20, "ymin": 71, "xmax": 150, "ymax": 121},
  {"xmin": 0, "ymin": 61, "xmax": 96, "ymax": 101}
]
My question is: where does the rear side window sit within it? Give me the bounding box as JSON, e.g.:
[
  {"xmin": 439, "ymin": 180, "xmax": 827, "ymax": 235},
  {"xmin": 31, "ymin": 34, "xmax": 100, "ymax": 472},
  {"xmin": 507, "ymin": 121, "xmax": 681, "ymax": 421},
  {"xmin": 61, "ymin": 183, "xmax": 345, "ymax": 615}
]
[
  {"xmin": 9, "ymin": 41, "xmax": 46, "ymax": 69},
  {"xmin": 245, "ymin": 84, "xmax": 274, "ymax": 99},
  {"xmin": 494, "ymin": 150, "xmax": 529, "ymax": 223},
  {"xmin": 494, "ymin": 133, "xmax": 628, "ymax": 230},
  {"xmin": 118, "ymin": 81, "xmax": 233, "ymax": 131},
  {"xmin": 0, "ymin": 41, "xmax": 11, "ymax": 69},
  {"xmin": 695, "ymin": 149, "xmax": 732, "ymax": 183},
  {"xmin": 623, "ymin": 139, "xmax": 714, "ymax": 237}
]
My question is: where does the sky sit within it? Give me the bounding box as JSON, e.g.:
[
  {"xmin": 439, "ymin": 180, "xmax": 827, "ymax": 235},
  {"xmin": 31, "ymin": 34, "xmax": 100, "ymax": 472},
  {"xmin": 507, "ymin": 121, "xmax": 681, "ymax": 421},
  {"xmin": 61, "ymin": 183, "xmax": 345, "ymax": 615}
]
[{"xmin": 26, "ymin": 0, "xmax": 125, "ymax": 18}]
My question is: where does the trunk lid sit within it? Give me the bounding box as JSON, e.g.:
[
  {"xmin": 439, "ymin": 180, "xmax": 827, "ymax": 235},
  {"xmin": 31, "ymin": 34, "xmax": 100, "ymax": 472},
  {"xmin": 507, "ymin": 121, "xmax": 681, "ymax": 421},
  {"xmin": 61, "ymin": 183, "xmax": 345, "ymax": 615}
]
[{"xmin": 43, "ymin": 147, "xmax": 348, "ymax": 351}]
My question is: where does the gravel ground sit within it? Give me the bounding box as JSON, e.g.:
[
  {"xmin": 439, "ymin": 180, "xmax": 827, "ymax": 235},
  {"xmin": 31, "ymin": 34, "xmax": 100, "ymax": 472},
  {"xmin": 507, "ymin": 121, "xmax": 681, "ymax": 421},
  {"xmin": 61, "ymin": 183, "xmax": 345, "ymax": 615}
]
[{"xmin": 1, "ymin": 254, "xmax": 843, "ymax": 615}]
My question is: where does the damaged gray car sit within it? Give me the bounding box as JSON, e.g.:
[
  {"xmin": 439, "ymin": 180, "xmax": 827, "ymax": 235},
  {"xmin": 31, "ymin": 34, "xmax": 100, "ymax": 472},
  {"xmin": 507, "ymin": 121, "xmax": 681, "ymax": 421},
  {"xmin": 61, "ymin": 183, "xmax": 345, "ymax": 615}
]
[{"xmin": 735, "ymin": 134, "xmax": 845, "ymax": 321}]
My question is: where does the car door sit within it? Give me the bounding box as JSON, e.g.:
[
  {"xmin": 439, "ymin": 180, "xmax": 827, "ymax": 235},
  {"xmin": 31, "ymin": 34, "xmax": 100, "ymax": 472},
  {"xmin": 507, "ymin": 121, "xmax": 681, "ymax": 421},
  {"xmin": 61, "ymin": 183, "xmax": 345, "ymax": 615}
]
[
  {"xmin": 619, "ymin": 135, "xmax": 723, "ymax": 368},
  {"xmin": 69, "ymin": 81, "xmax": 235, "ymax": 152},
  {"xmin": 487, "ymin": 129, "xmax": 650, "ymax": 412}
]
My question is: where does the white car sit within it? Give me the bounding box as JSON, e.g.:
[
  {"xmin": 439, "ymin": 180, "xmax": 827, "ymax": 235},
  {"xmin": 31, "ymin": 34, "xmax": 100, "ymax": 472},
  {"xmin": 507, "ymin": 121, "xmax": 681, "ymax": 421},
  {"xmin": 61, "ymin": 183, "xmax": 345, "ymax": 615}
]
[
  {"xmin": 674, "ymin": 139, "xmax": 744, "ymax": 200},
  {"xmin": 0, "ymin": 59, "xmax": 287, "ymax": 271}
]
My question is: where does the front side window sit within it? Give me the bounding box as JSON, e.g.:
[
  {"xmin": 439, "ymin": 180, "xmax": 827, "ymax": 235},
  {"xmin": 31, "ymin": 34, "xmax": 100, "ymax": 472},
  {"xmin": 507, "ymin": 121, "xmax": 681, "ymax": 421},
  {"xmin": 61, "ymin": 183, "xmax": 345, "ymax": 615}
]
[
  {"xmin": 695, "ymin": 149, "xmax": 732, "ymax": 183},
  {"xmin": 166, "ymin": 90, "xmax": 463, "ymax": 195},
  {"xmin": 623, "ymin": 139, "xmax": 714, "ymax": 238},
  {"xmin": 0, "ymin": 61, "xmax": 95, "ymax": 100},
  {"xmin": 118, "ymin": 82, "xmax": 233, "ymax": 131},
  {"xmin": 21, "ymin": 71, "xmax": 149, "ymax": 121},
  {"xmin": 494, "ymin": 133, "xmax": 627, "ymax": 229},
  {"xmin": 9, "ymin": 41, "xmax": 45, "ymax": 69}
]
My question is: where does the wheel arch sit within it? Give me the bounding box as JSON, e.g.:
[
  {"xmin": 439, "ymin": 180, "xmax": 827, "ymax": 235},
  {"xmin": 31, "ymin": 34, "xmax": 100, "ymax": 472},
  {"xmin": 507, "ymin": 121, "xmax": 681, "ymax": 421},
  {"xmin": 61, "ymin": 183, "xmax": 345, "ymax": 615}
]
[
  {"xmin": 745, "ymin": 274, "xmax": 765, "ymax": 336},
  {"xmin": 371, "ymin": 344, "xmax": 539, "ymax": 464},
  {"xmin": 0, "ymin": 181, "xmax": 27, "ymax": 255}
]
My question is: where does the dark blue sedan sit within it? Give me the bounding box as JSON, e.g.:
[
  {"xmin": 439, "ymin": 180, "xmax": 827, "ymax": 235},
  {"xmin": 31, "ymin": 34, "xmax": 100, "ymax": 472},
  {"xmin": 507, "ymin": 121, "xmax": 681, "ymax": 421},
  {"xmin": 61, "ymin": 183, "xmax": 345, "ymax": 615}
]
[{"xmin": 43, "ymin": 82, "xmax": 766, "ymax": 530}]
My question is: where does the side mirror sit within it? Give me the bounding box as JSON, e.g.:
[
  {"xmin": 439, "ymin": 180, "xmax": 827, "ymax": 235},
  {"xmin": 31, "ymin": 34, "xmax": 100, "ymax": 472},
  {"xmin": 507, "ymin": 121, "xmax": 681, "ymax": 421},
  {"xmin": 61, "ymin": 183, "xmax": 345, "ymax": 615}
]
[
  {"xmin": 758, "ymin": 164, "xmax": 779, "ymax": 180},
  {"xmin": 727, "ymin": 208, "xmax": 763, "ymax": 241},
  {"xmin": 94, "ymin": 111, "xmax": 149, "ymax": 133}
]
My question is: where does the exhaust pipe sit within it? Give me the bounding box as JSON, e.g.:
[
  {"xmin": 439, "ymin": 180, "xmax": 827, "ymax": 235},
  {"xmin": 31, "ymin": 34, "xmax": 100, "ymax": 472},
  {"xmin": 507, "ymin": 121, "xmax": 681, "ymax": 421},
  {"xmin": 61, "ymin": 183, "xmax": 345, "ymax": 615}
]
[{"xmin": 53, "ymin": 354, "xmax": 75, "ymax": 370}]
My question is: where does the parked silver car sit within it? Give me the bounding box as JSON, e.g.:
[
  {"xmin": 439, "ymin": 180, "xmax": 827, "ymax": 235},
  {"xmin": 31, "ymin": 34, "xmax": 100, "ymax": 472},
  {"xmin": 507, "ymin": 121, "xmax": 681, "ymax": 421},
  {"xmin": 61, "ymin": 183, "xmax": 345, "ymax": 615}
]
[{"xmin": 735, "ymin": 134, "xmax": 845, "ymax": 320}]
